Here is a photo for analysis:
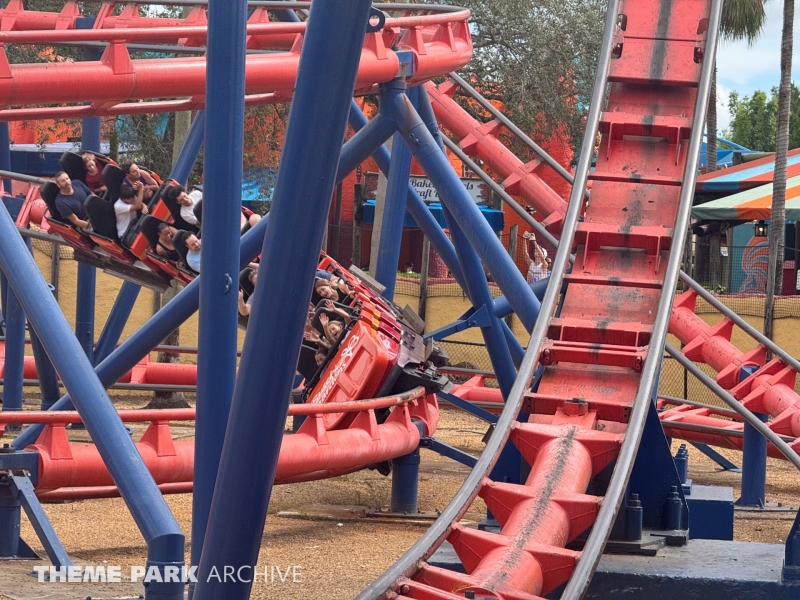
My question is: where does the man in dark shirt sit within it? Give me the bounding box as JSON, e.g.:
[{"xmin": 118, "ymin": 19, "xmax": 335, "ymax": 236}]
[{"xmin": 54, "ymin": 171, "xmax": 92, "ymax": 229}]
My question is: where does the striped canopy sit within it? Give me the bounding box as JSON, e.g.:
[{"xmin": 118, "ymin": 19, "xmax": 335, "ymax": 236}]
[
  {"xmin": 695, "ymin": 148, "xmax": 800, "ymax": 194},
  {"xmin": 692, "ymin": 174, "xmax": 800, "ymax": 221}
]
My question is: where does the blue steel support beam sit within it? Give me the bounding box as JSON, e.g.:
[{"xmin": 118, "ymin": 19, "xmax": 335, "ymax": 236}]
[
  {"xmin": 346, "ymin": 103, "xmax": 466, "ymax": 290},
  {"xmin": 171, "ymin": 110, "xmax": 205, "ymax": 186},
  {"xmin": 0, "ymin": 123, "xmax": 11, "ymax": 193},
  {"xmin": 375, "ymin": 84, "xmax": 417, "ymax": 299},
  {"xmin": 337, "ymin": 103, "xmax": 397, "ymax": 179},
  {"xmin": 12, "ymin": 217, "xmax": 269, "ymax": 450},
  {"xmin": 93, "ymin": 281, "xmax": 141, "ymax": 365},
  {"xmin": 24, "ymin": 238, "xmax": 60, "ymax": 411},
  {"xmin": 493, "ymin": 277, "xmax": 550, "ymax": 320},
  {"xmin": 736, "ymin": 365, "xmax": 767, "ymax": 507},
  {"xmin": 411, "ymin": 88, "xmax": 517, "ymax": 396},
  {"xmin": 190, "ymin": 0, "xmax": 248, "ymax": 586},
  {"xmin": 1, "ymin": 271, "xmax": 25, "ymax": 420},
  {"xmin": 501, "ymin": 319, "xmax": 525, "ymax": 369},
  {"xmin": 392, "ymin": 93, "xmax": 541, "ymax": 332},
  {"xmin": 0, "ymin": 204, "xmax": 184, "ymax": 599},
  {"xmin": 30, "ymin": 329, "xmax": 60, "ymax": 411},
  {"xmin": 76, "ymin": 108, "xmax": 101, "ymax": 363},
  {"xmin": 193, "ymin": 1, "xmax": 372, "ymax": 596},
  {"xmin": 414, "ymin": 87, "xmax": 522, "ymax": 486}
]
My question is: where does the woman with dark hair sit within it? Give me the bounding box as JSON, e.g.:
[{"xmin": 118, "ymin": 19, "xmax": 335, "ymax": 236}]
[
  {"xmin": 120, "ymin": 161, "xmax": 158, "ymax": 201},
  {"xmin": 155, "ymin": 222, "xmax": 181, "ymax": 263}
]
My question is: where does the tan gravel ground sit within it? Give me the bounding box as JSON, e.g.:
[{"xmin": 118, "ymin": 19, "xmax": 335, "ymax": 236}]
[{"xmin": 1, "ymin": 392, "xmax": 798, "ymax": 599}]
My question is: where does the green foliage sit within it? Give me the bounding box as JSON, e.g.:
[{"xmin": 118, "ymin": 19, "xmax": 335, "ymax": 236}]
[
  {"xmin": 430, "ymin": 0, "xmax": 606, "ymax": 160},
  {"xmin": 115, "ymin": 113, "xmax": 176, "ymax": 181},
  {"xmin": 725, "ymin": 84, "xmax": 800, "ymax": 152}
]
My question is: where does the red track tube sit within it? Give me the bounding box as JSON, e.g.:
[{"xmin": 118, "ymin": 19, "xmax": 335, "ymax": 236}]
[
  {"xmin": 0, "ymin": 15, "xmax": 472, "ymax": 108},
  {"xmin": 426, "ymin": 80, "xmax": 567, "ymax": 231},
  {"xmin": 25, "ymin": 394, "xmax": 437, "ymax": 497},
  {"xmin": 666, "ymin": 289, "xmax": 800, "ymax": 447}
]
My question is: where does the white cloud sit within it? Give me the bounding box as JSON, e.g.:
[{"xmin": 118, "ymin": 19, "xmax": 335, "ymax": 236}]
[
  {"xmin": 716, "ymin": 3, "xmax": 800, "ymax": 99},
  {"xmin": 716, "ymin": 81, "xmax": 732, "ymax": 133}
]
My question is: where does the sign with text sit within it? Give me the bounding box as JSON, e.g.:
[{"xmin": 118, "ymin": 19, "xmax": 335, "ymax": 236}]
[{"xmin": 364, "ymin": 172, "xmax": 492, "ymax": 205}]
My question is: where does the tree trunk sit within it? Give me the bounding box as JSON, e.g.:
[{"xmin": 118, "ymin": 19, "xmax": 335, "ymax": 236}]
[
  {"xmin": 706, "ymin": 63, "xmax": 718, "ymax": 172},
  {"xmin": 764, "ymin": 0, "xmax": 793, "ymax": 340}
]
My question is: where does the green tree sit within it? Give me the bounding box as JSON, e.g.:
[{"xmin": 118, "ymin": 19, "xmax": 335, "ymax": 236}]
[
  {"xmin": 726, "ymin": 89, "xmax": 779, "ymax": 151},
  {"xmin": 434, "ymin": 0, "xmax": 606, "ymax": 159},
  {"xmin": 706, "ymin": 0, "xmax": 767, "ymax": 171}
]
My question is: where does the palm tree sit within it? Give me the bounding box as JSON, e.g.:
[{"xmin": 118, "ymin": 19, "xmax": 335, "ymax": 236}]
[
  {"xmin": 764, "ymin": 0, "xmax": 794, "ymax": 340},
  {"xmin": 706, "ymin": 0, "xmax": 767, "ymax": 171}
]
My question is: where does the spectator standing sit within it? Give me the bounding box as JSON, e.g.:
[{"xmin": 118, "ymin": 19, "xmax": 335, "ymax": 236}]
[{"xmin": 523, "ymin": 231, "xmax": 548, "ymax": 283}]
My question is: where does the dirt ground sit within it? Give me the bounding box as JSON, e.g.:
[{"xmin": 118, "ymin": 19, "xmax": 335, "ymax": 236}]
[{"xmin": 1, "ymin": 391, "xmax": 798, "ymax": 599}]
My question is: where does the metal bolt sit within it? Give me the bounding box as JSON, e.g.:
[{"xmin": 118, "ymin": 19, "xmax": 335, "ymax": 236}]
[
  {"xmin": 541, "ymin": 348, "xmax": 552, "ymax": 365},
  {"xmin": 399, "ymin": 583, "xmax": 411, "ymax": 595}
]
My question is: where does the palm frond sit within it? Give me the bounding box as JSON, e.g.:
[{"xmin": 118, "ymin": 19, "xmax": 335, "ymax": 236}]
[{"xmin": 720, "ymin": 0, "xmax": 767, "ymax": 44}]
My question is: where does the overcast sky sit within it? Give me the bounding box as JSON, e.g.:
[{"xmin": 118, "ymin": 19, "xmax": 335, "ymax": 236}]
[{"xmin": 716, "ymin": 3, "xmax": 800, "ymax": 134}]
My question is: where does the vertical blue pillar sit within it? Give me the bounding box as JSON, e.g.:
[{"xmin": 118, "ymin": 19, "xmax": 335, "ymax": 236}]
[
  {"xmin": 737, "ymin": 363, "xmax": 768, "ymax": 508},
  {"xmin": 31, "ymin": 329, "xmax": 60, "ymax": 411},
  {"xmin": 193, "ymin": 2, "xmax": 372, "ymax": 597},
  {"xmin": 1, "ymin": 273, "xmax": 25, "ymax": 423},
  {"xmin": 77, "ymin": 103, "xmax": 101, "ymax": 364},
  {"xmin": 392, "ymin": 92, "xmax": 540, "ymax": 332},
  {"xmin": 414, "ymin": 87, "xmax": 521, "ymax": 489},
  {"xmin": 189, "ymin": 0, "xmax": 248, "ymax": 589},
  {"xmin": 0, "ymin": 122, "xmax": 11, "ymax": 193},
  {"xmin": 346, "ymin": 103, "xmax": 466, "ymax": 290},
  {"xmin": 374, "ymin": 82, "xmax": 415, "ymax": 299},
  {"xmin": 93, "ymin": 281, "xmax": 141, "ymax": 365}
]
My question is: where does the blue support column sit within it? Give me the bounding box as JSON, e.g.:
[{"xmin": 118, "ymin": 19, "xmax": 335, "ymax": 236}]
[
  {"xmin": 189, "ymin": 0, "xmax": 248, "ymax": 587},
  {"xmin": 24, "ymin": 238, "xmax": 60, "ymax": 411},
  {"xmin": 11, "ymin": 217, "xmax": 269, "ymax": 450},
  {"xmin": 391, "ymin": 421, "xmax": 424, "ymax": 514},
  {"xmin": 392, "ymin": 93, "xmax": 540, "ymax": 332},
  {"xmin": 0, "ymin": 122, "xmax": 11, "ymax": 193},
  {"xmin": 414, "ymin": 87, "xmax": 521, "ymax": 488},
  {"xmin": 736, "ymin": 365, "xmax": 767, "ymax": 507},
  {"xmin": 30, "ymin": 329, "xmax": 60, "ymax": 411},
  {"xmin": 93, "ymin": 281, "xmax": 141, "ymax": 365},
  {"xmin": 193, "ymin": 2, "xmax": 372, "ymax": 596},
  {"xmin": 1, "ymin": 274, "xmax": 25, "ymax": 424},
  {"xmin": 171, "ymin": 110, "xmax": 206, "ymax": 185},
  {"xmin": 0, "ymin": 203, "xmax": 183, "ymax": 599},
  {"xmin": 77, "ymin": 105, "xmax": 101, "ymax": 364},
  {"xmin": 375, "ymin": 85, "xmax": 416, "ymax": 299},
  {"xmin": 346, "ymin": 102, "xmax": 466, "ymax": 290}
]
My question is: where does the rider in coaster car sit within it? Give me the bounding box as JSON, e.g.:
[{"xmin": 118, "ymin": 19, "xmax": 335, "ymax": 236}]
[
  {"xmin": 54, "ymin": 171, "xmax": 92, "ymax": 230},
  {"xmin": 120, "ymin": 161, "xmax": 159, "ymax": 202}
]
